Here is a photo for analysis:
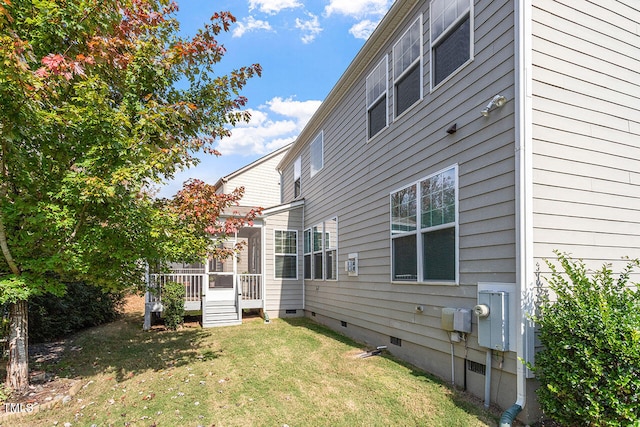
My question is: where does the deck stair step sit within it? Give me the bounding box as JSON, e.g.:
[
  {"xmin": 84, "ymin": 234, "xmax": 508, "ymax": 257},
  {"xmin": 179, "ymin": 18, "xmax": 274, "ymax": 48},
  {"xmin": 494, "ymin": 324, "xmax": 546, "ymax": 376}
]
[{"xmin": 203, "ymin": 300, "xmax": 240, "ymax": 327}]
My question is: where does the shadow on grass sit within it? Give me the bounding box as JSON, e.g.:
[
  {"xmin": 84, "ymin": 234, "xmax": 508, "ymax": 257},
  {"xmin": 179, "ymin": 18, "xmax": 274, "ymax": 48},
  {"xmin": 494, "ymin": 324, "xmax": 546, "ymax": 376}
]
[
  {"xmin": 32, "ymin": 311, "xmax": 221, "ymax": 383},
  {"xmin": 281, "ymin": 316, "xmax": 499, "ymax": 424}
]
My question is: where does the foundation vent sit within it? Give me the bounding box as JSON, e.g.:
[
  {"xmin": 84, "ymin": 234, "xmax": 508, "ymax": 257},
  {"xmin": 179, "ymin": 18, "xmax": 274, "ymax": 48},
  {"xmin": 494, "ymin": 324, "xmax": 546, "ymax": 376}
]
[
  {"xmin": 390, "ymin": 336, "xmax": 402, "ymax": 346},
  {"xmin": 467, "ymin": 360, "xmax": 486, "ymax": 376},
  {"xmin": 286, "ymin": 309, "xmax": 297, "ymax": 314},
  {"xmin": 341, "ymin": 321, "xmax": 347, "ymax": 327}
]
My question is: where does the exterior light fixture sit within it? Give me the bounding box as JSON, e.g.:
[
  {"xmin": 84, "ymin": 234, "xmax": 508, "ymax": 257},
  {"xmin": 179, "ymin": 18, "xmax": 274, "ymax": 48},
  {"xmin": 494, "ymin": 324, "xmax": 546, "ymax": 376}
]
[{"xmin": 481, "ymin": 95, "xmax": 507, "ymax": 117}]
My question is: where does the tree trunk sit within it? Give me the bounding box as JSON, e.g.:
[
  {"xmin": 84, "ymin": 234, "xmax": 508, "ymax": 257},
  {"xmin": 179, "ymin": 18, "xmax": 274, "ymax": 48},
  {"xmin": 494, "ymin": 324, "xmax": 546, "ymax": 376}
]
[{"xmin": 6, "ymin": 300, "xmax": 29, "ymax": 393}]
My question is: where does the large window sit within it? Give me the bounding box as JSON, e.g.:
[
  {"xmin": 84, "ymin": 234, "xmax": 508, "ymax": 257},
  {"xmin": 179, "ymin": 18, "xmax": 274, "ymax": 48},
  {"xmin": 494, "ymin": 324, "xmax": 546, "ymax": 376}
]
[
  {"xmin": 366, "ymin": 56, "xmax": 388, "ymax": 139},
  {"xmin": 310, "ymin": 132, "xmax": 323, "ymax": 177},
  {"xmin": 390, "ymin": 166, "xmax": 457, "ymax": 282},
  {"xmin": 430, "ymin": 0, "xmax": 472, "ymax": 88},
  {"xmin": 275, "ymin": 230, "xmax": 297, "ymax": 279},
  {"xmin": 393, "ymin": 17, "xmax": 422, "ymax": 117},
  {"xmin": 294, "ymin": 156, "xmax": 301, "ymax": 198},
  {"xmin": 304, "ymin": 217, "xmax": 338, "ymax": 281}
]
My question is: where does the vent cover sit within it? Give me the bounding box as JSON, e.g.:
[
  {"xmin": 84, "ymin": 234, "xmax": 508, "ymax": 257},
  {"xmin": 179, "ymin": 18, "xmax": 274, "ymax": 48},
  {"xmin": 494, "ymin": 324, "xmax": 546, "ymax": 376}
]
[
  {"xmin": 390, "ymin": 336, "xmax": 402, "ymax": 346},
  {"xmin": 467, "ymin": 360, "xmax": 486, "ymax": 376},
  {"xmin": 341, "ymin": 321, "xmax": 347, "ymax": 327},
  {"xmin": 286, "ymin": 309, "xmax": 297, "ymax": 314}
]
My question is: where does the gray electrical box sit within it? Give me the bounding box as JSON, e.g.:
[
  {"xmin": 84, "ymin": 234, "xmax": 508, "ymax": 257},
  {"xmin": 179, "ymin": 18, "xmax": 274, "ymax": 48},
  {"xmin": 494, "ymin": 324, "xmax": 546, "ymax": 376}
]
[
  {"xmin": 476, "ymin": 290, "xmax": 510, "ymax": 351},
  {"xmin": 441, "ymin": 307, "xmax": 472, "ymax": 333}
]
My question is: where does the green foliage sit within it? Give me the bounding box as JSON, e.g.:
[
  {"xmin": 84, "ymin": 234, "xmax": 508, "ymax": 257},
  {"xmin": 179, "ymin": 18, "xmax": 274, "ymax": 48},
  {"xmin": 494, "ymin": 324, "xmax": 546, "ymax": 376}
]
[
  {"xmin": 161, "ymin": 281, "xmax": 184, "ymax": 331},
  {"xmin": 531, "ymin": 252, "xmax": 640, "ymax": 426},
  {"xmin": 28, "ymin": 282, "xmax": 124, "ymax": 343}
]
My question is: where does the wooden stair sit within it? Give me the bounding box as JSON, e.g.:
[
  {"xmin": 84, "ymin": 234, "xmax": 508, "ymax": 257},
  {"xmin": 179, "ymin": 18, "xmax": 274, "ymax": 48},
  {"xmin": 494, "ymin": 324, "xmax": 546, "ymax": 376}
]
[{"xmin": 202, "ymin": 300, "xmax": 241, "ymax": 327}]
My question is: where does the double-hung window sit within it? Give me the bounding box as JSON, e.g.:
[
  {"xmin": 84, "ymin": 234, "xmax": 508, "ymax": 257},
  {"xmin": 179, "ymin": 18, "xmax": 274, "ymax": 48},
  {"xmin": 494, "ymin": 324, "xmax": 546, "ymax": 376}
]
[
  {"xmin": 303, "ymin": 229, "xmax": 312, "ymax": 279},
  {"xmin": 430, "ymin": 0, "xmax": 473, "ymax": 88},
  {"xmin": 324, "ymin": 218, "xmax": 338, "ymax": 280},
  {"xmin": 294, "ymin": 156, "xmax": 301, "ymax": 198},
  {"xmin": 304, "ymin": 217, "xmax": 338, "ymax": 281},
  {"xmin": 394, "ymin": 17, "xmax": 422, "ymax": 117},
  {"xmin": 310, "ymin": 132, "xmax": 323, "ymax": 177},
  {"xmin": 275, "ymin": 230, "xmax": 297, "ymax": 279},
  {"xmin": 366, "ymin": 56, "xmax": 388, "ymax": 140},
  {"xmin": 312, "ymin": 224, "xmax": 323, "ymax": 279},
  {"xmin": 390, "ymin": 166, "xmax": 458, "ymax": 282}
]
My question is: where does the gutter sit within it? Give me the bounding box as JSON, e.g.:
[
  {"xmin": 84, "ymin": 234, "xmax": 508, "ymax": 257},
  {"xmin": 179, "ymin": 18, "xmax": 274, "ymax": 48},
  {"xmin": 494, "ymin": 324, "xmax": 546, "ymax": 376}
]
[{"xmin": 504, "ymin": 0, "xmax": 534, "ymax": 425}]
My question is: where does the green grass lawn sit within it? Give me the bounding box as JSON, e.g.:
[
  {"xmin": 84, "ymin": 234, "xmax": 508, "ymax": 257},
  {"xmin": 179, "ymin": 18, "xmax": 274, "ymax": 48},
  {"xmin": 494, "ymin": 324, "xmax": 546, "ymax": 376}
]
[{"xmin": 7, "ymin": 312, "xmax": 497, "ymax": 426}]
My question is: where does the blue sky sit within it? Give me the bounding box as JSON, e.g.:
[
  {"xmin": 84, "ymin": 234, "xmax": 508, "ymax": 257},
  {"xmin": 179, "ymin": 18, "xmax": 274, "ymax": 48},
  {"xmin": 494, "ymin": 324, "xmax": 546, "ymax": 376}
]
[{"xmin": 158, "ymin": 0, "xmax": 394, "ymax": 197}]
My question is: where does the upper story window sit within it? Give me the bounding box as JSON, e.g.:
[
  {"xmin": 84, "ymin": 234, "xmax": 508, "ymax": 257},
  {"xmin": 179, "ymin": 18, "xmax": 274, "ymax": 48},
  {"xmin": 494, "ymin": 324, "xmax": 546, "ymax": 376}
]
[
  {"xmin": 294, "ymin": 156, "xmax": 301, "ymax": 198},
  {"xmin": 430, "ymin": 0, "xmax": 472, "ymax": 88},
  {"xmin": 390, "ymin": 165, "xmax": 458, "ymax": 283},
  {"xmin": 366, "ymin": 56, "xmax": 388, "ymax": 140},
  {"xmin": 393, "ymin": 17, "xmax": 422, "ymax": 117},
  {"xmin": 310, "ymin": 132, "xmax": 323, "ymax": 177},
  {"xmin": 275, "ymin": 230, "xmax": 298, "ymax": 279}
]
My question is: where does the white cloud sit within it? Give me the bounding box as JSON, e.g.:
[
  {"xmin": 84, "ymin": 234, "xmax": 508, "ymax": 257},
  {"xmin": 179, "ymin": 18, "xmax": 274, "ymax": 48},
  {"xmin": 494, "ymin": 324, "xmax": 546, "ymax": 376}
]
[
  {"xmin": 349, "ymin": 19, "xmax": 380, "ymax": 40},
  {"xmin": 324, "ymin": 0, "xmax": 392, "ymax": 18},
  {"xmin": 216, "ymin": 97, "xmax": 321, "ymax": 156},
  {"xmin": 295, "ymin": 13, "xmax": 323, "ymax": 44},
  {"xmin": 249, "ymin": 0, "xmax": 302, "ymax": 15},
  {"xmin": 232, "ymin": 16, "xmax": 273, "ymax": 38}
]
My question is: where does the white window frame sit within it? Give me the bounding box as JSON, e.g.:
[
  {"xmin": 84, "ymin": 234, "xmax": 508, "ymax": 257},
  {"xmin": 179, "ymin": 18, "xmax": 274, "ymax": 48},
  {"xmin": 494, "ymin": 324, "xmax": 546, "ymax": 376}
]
[
  {"xmin": 305, "ymin": 217, "xmax": 339, "ymax": 281},
  {"xmin": 390, "ymin": 165, "xmax": 459, "ymax": 284},
  {"xmin": 294, "ymin": 156, "xmax": 302, "ymax": 198},
  {"xmin": 430, "ymin": 0, "xmax": 474, "ymax": 90},
  {"xmin": 366, "ymin": 56, "xmax": 388, "ymax": 141},
  {"xmin": 393, "ymin": 16, "xmax": 423, "ymax": 118},
  {"xmin": 274, "ymin": 229, "xmax": 298, "ymax": 280},
  {"xmin": 324, "ymin": 217, "xmax": 338, "ymax": 281},
  {"xmin": 310, "ymin": 131, "xmax": 323, "ymax": 177},
  {"xmin": 303, "ymin": 228, "xmax": 312, "ymax": 279}
]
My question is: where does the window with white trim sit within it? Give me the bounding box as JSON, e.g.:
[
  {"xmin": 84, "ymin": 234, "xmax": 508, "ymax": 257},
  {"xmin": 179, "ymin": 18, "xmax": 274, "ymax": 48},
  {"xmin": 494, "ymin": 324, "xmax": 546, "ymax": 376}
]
[
  {"xmin": 390, "ymin": 166, "xmax": 457, "ymax": 282},
  {"xmin": 430, "ymin": 0, "xmax": 472, "ymax": 88},
  {"xmin": 303, "ymin": 228, "xmax": 312, "ymax": 279},
  {"xmin": 274, "ymin": 230, "xmax": 297, "ymax": 279},
  {"xmin": 312, "ymin": 223, "xmax": 323, "ymax": 279},
  {"xmin": 394, "ymin": 17, "xmax": 422, "ymax": 117},
  {"xmin": 304, "ymin": 218, "xmax": 338, "ymax": 281},
  {"xmin": 310, "ymin": 132, "xmax": 323, "ymax": 177},
  {"xmin": 366, "ymin": 56, "xmax": 388, "ymax": 139},
  {"xmin": 294, "ymin": 156, "xmax": 301, "ymax": 198},
  {"xmin": 324, "ymin": 218, "xmax": 338, "ymax": 280}
]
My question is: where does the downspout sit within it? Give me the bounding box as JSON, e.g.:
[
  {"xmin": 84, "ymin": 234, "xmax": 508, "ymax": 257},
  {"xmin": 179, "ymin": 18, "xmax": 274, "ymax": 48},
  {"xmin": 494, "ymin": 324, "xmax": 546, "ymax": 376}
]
[{"xmin": 502, "ymin": 0, "xmax": 534, "ymax": 425}]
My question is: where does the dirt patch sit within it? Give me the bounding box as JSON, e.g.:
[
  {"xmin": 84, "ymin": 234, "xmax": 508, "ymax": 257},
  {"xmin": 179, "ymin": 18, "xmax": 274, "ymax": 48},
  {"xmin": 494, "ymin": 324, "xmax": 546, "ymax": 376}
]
[{"xmin": 0, "ymin": 294, "xmax": 145, "ymax": 420}]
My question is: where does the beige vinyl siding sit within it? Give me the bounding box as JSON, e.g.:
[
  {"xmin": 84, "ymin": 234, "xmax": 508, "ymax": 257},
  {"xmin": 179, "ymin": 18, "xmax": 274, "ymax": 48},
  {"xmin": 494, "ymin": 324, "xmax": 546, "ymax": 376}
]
[
  {"xmin": 531, "ymin": 0, "xmax": 640, "ymax": 271},
  {"xmin": 221, "ymin": 149, "xmax": 287, "ymax": 208},
  {"xmin": 264, "ymin": 206, "xmax": 304, "ymax": 317},
  {"xmin": 288, "ymin": 0, "xmax": 518, "ymax": 404}
]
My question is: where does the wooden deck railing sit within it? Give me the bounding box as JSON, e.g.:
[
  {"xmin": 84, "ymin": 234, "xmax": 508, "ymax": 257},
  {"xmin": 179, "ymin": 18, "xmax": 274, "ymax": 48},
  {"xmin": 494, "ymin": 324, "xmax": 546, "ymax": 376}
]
[
  {"xmin": 147, "ymin": 273, "xmax": 262, "ymax": 305},
  {"xmin": 148, "ymin": 274, "xmax": 204, "ymax": 302},
  {"xmin": 238, "ymin": 274, "xmax": 262, "ymax": 301}
]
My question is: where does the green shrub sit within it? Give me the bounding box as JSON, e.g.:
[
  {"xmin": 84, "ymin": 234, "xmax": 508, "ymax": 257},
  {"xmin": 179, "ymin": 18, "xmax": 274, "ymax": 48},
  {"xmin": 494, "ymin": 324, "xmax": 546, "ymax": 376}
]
[
  {"xmin": 28, "ymin": 282, "xmax": 124, "ymax": 343},
  {"xmin": 532, "ymin": 252, "xmax": 640, "ymax": 426},
  {"xmin": 162, "ymin": 281, "xmax": 185, "ymax": 331}
]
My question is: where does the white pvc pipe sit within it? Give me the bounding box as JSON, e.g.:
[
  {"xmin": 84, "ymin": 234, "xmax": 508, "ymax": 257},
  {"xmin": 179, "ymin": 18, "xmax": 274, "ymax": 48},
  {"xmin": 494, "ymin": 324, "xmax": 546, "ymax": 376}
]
[{"xmin": 484, "ymin": 350, "xmax": 492, "ymax": 408}]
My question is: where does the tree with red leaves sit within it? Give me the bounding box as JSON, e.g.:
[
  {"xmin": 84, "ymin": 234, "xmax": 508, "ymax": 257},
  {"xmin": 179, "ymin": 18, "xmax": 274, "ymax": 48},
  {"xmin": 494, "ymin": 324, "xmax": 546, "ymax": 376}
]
[{"xmin": 0, "ymin": 0, "xmax": 261, "ymax": 392}]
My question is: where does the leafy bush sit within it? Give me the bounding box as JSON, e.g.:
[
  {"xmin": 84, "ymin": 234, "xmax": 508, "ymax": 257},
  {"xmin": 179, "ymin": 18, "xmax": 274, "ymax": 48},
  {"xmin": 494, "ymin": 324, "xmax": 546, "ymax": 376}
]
[
  {"xmin": 532, "ymin": 252, "xmax": 640, "ymax": 426},
  {"xmin": 28, "ymin": 282, "xmax": 124, "ymax": 343},
  {"xmin": 161, "ymin": 281, "xmax": 185, "ymax": 331}
]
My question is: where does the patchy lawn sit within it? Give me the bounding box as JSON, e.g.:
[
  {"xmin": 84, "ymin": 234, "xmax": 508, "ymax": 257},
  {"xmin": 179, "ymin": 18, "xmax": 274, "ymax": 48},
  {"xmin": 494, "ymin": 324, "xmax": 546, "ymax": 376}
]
[{"xmin": 2, "ymin": 298, "xmax": 498, "ymax": 426}]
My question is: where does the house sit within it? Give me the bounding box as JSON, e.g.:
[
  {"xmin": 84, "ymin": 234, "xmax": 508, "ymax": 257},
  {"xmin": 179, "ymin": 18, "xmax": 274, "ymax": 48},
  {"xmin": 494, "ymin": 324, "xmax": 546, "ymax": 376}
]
[
  {"xmin": 145, "ymin": 143, "xmax": 305, "ymax": 328},
  {"xmin": 149, "ymin": 0, "xmax": 640, "ymax": 423},
  {"xmin": 272, "ymin": 0, "xmax": 639, "ymax": 424}
]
